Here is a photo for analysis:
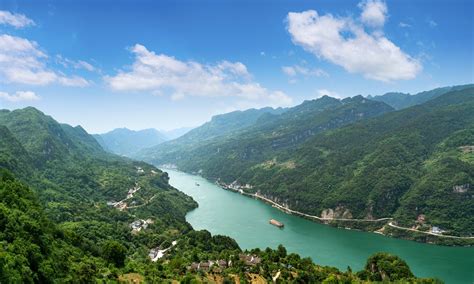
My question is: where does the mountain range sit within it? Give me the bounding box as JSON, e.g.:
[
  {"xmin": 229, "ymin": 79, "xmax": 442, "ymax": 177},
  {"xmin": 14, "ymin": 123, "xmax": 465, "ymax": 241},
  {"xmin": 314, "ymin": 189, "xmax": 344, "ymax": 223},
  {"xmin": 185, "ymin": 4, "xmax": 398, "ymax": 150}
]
[
  {"xmin": 135, "ymin": 85, "xmax": 474, "ymax": 242},
  {"xmin": 93, "ymin": 126, "xmax": 192, "ymax": 156},
  {"xmin": 367, "ymin": 84, "xmax": 473, "ymax": 110},
  {"xmin": 0, "ymin": 105, "xmax": 435, "ymax": 282}
]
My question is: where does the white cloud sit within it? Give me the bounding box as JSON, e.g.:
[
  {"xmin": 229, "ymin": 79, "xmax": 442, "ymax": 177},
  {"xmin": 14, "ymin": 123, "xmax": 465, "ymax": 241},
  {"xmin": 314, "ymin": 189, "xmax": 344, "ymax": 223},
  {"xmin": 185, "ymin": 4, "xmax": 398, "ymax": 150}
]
[
  {"xmin": 282, "ymin": 66, "xmax": 297, "ymax": 77},
  {"xmin": 358, "ymin": 0, "xmax": 387, "ymax": 28},
  {"xmin": 399, "ymin": 22, "xmax": 411, "ymax": 28},
  {"xmin": 316, "ymin": 89, "xmax": 342, "ymax": 99},
  {"xmin": 428, "ymin": 20, "xmax": 437, "ymax": 27},
  {"xmin": 286, "ymin": 3, "xmax": 421, "ymax": 82},
  {"xmin": 0, "ymin": 90, "xmax": 39, "ymax": 102},
  {"xmin": 58, "ymin": 76, "xmax": 90, "ymax": 87},
  {"xmin": 0, "ymin": 10, "xmax": 35, "ymax": 28},
  {"xmin": 105, "ymin": 44, "xmax": 292, "ymax": 108},
  {"xmin": 282, "ymin": 64, "xmax": 328, "ymax": 77},
  {"xmin": 56, "ymin": 55, "xmax": 96, "ymax": 72},
  {"xmin": 0, "ymin": 34, "xmax": 90, "ymax": 87}
]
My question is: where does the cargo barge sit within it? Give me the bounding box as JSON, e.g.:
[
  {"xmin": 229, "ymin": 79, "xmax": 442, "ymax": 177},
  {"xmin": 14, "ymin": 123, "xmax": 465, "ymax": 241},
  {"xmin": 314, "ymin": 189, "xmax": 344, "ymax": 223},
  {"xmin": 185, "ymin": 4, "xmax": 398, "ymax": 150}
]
[{"xmin": 269, "ymin": 219, "xmax": 284, "ymax": 228}]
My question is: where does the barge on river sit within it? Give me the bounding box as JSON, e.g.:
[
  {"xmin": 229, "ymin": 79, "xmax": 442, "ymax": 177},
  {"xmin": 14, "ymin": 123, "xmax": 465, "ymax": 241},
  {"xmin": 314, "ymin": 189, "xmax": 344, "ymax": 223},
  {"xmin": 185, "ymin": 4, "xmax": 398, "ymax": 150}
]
[{"xmin": 269, "ymin": 219, "xmax": 284, "ymax": 228}]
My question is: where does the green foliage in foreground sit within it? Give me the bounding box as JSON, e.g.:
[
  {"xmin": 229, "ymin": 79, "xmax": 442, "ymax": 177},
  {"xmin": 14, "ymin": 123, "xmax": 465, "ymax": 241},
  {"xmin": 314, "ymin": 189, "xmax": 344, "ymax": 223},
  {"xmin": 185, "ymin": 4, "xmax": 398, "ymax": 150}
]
[
  {"xmin": 0, "ymin": 105, "xmax": 441, "ymax": 282},
  {"xmin": 0, "ymin": 172, "xmax": 440, "ymax": 282}
]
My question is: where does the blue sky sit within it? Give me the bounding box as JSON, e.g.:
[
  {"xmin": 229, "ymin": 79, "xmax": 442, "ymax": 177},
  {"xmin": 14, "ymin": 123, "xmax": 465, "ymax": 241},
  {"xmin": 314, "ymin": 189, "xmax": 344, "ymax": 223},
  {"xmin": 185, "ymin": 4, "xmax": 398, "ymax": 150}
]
[{"xmin": 0, "ymin": 0, "xmax": 472, "ymax": 133}]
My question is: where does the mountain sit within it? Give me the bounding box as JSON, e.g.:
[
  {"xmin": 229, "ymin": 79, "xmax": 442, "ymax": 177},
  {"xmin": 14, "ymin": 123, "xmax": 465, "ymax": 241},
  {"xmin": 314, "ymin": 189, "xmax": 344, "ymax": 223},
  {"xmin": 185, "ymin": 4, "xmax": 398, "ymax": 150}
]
[
  {"xmin": 94, "ymin": 127, "xmax": 168, "ymax": 156},
  {"xmin": 0, "ymin": 107, "xmax": 197, "ymax": 280},
  {"xmin": 161, "ymin": 127, "xmax": 194, "ymax": 140},
  {"xmin": 138, "ymin": 87, "xmax": 474, "ymax": 243},
  {"xmin": 135, "ymin": 106, "xmax": 287, "ymax": 162},
  {"xmin": 0, "ymin": 125, "xmax": 33, "ymax": 178},
  {"xmin": 368, "ymin": 84, "xmax": 473, "ymax": 110},
  {"xmin": 137, "ymin": 95, "xmax": 394, "ymax": 176},
  {"xmin": 0, "ymin": 107, "xmax": 434, "ymax": 282}
]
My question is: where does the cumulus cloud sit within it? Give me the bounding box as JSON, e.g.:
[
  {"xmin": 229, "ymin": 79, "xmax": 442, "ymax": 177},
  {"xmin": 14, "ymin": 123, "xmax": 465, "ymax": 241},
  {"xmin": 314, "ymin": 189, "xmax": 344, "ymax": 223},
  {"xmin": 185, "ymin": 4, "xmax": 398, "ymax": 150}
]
[
  {"xmin": 0, "ymin": 34, "xmax": 89, "ymax": 86},
  {"xmin": 286, "ymin": 1, "xmax": 421, "ymax": 82},
  {"xmin": 0, "ymin": 10, "xmax": 35, "ymax": 28},
  {"xmin": 282, "ymin": 64, "xmax": 328, "ymax": 77},
  {"xmin": 105, "ymin": 44, "xmax": 292, "ymax": 108},
  {"xmin": 0, "ymin": 90, "xmax": 39, "ymax": 102},
  {"xmin": 358, "ymin": 0, "xmax": 387, "ymax": 28}
]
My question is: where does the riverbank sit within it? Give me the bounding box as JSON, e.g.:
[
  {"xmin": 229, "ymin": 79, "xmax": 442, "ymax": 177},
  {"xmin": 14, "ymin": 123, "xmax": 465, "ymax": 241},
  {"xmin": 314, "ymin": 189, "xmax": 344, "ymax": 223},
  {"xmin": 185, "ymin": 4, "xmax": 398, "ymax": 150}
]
[
  {"xmin": 213, "ymin": 178, "xmax": 474, "ymax": 246},
  {"xmin": 163, "ymin": 169, "xmax": 474, "ymax": 284}
]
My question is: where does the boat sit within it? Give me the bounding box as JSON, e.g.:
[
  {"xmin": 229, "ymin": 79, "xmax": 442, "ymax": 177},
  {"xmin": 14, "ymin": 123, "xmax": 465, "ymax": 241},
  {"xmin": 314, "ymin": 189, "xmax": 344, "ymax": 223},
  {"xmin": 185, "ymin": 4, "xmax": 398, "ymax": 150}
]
[
  {"xmin": 195, "ymin": 182, "xmax": 200, "ymax": 186},
  {"xmin": 269, "ymin": 219, "xmax": 284, "ymax": 228}
]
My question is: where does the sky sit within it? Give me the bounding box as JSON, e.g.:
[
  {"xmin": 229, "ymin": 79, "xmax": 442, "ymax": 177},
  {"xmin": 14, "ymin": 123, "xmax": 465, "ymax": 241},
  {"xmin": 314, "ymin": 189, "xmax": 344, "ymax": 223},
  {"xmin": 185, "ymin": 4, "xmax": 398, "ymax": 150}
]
[{"xmin": 0, "ymin": 0, "xmax": 472, "ymax": 133}]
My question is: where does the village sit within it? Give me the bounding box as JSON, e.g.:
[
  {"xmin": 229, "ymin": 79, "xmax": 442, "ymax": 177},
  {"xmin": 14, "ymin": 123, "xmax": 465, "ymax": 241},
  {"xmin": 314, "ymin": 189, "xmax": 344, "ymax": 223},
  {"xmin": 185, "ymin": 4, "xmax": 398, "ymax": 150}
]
[
  {"xmin": 188, "ymin": 254, "xmax": 261, "ymax": 272},
  {"xmin": 129, "ymin": 218, "xmax": 154, "ymax": 234},
  {"xmin": 216, "ymin": 179, "xmax": 253, "ymax": 194},
  {"xmin": 106, "ymin": 181, "xmax": 141, "ymax": 211},
  {"xmin": 148, "ymin": 241, "xmax": 178, "ymax": 262}
]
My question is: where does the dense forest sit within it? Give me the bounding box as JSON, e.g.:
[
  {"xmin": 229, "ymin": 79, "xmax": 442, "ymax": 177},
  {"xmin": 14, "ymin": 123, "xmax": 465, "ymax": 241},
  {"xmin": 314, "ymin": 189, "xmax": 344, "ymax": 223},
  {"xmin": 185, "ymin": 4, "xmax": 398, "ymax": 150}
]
[
  {"xmin": 138, "ymin": 86, "xmax": 474, "ymax": 244},
  {"xmin": 0, "ymin": 107, "xmax": 439, "ymax": 282}
]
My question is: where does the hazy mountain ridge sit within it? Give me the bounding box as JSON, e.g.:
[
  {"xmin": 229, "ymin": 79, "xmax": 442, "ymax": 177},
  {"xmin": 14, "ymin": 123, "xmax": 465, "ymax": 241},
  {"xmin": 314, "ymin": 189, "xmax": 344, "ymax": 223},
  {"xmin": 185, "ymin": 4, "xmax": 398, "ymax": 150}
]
[
  {"xmin": 135, "ymin": 106, "xmax": 287, "ymax": 162},
  {"xmin": 138, "ymin": 95, "xmax": 394, "ymax": 170},
  {"xmin": 368, "ymin": 84, "xmax": 473, "ymax": 110},
  {"xmin": 161, "ymin": 127, "xmax": 193, "ymax": 140},
  {"xmin": 94, "ymin": 127, "xmax": 169, "ymax": 156}
]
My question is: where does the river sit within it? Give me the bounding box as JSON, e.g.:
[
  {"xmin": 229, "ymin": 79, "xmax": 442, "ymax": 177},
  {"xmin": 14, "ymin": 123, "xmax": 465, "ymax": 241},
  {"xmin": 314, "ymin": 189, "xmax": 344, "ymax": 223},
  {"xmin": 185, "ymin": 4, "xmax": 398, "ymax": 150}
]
[{"xmin": 164, "ymin": 169, "xmax": 474, "ymax": 283}]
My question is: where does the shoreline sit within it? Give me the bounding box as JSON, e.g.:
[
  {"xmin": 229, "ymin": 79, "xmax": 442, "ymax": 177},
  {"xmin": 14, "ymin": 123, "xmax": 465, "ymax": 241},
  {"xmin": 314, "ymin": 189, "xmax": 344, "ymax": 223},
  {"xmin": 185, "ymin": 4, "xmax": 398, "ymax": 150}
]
[
  {"xmin": 215, "ymin": 178, "xmax": 474, "ymax": 241},
  {"xmin": 162, "ymin": 167, "xmax": 474, "ymax": 244}
]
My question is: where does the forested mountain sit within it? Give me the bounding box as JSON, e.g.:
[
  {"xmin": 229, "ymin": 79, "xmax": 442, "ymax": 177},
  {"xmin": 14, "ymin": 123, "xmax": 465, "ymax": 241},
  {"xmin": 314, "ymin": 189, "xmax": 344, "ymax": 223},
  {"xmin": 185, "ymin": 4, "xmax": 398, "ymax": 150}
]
[
  {"xmin": 140, "ymin": 88, "xmax": 474, "ymax": 241},
  {"xmin": 94, "ymin": 127, "xmax": 168, "ymax": 156},
  {"xmin": 0, "ymin": 107, "xmax": 435, "ymax": 282},
  {"xmin": 138, "ymin": 95, "xmax": 393, "ymax": 172},
  {"xmin": 368, "ymin": 84, "xmax": 473, "ymax": 110},
  {"xmin": 136, "ymin": 106, "xmax": 287, "ymax": 162}
]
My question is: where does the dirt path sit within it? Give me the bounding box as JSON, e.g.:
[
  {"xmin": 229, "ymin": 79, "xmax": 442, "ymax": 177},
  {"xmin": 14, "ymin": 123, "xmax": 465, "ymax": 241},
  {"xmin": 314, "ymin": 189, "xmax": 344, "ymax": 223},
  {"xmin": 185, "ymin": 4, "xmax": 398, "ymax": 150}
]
[{"xmin": 127, "ymin": 193, "xmax": 158, "ymax": 209}]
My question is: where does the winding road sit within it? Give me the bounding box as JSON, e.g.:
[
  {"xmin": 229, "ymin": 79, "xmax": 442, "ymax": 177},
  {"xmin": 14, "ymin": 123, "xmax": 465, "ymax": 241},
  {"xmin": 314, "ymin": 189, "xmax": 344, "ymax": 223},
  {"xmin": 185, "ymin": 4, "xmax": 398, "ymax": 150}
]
[
  {"xmin": 387, "ymin": 222, "xmax": 474, "ymax": 239},
  {"xmin": 237, "ymin": 190, "xmax": 473, "ymax": 240}
]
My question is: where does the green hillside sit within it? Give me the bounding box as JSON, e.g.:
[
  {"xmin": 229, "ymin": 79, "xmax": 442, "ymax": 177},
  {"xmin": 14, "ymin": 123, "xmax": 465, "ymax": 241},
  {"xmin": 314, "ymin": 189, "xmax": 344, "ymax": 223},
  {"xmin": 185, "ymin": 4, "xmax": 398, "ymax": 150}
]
[
  {"xmin": 144, "ymin": 88, "xmax": 474, "ymax": 241},
  {"xmin": 136, "ymin": 106, "xmax": 287, "ymax": 162},
  {"xmin": 138, "ymin": 95, "xmax": 393, "ymax": 176},
  {"xmin": 0, "ymin": 107, "xmax": 437, "ymax": 282}
]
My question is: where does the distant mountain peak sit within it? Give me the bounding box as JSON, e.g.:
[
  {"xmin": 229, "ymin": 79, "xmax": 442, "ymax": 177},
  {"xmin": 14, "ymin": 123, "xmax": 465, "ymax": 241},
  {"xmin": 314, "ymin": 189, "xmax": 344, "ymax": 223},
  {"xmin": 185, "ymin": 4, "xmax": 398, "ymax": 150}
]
[
  {"xmin": 368, "ymin": 84, "xmax": 473, "ymax": 110},
  {"xmin": 94, "ymin": 127, "xmax": 168, "ymax": 157}
]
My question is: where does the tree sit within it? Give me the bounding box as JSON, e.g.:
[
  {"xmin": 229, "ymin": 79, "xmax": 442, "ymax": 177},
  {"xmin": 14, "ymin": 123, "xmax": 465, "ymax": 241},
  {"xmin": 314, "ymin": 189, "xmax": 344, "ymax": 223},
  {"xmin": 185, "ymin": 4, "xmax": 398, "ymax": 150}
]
[
  {"xmin": 101, "ymin": 240, "xmax": 127, "ymax": 267},
  {"xmin": 277, "ymin": 244, "xmax": 287, "ymax": 258},
  {"xmin": 358, "ymin": 252, "xmax": 414, "ymax": 281}
]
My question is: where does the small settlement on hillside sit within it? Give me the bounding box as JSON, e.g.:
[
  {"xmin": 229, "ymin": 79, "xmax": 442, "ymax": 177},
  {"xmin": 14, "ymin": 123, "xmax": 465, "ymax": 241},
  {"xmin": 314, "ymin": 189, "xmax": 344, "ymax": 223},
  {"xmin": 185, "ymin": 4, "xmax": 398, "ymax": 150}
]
[{"xmin": 188, "ymin": 254, "xmax": 261, "ymax": 272}]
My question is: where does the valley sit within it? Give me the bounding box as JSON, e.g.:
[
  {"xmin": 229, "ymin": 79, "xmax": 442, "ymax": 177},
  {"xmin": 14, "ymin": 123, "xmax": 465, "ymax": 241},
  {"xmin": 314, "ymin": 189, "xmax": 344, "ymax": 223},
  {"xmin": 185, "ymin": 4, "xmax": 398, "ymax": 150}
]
[
  {"xmin": 164, "ymin": 169, "xmax": 474, "ymax": 284},
  {"xmin": 1, "ymin": 1, "xmax": 472, "ymax": 282},
  {"xmin": 138, "ymin": 86, "xmax": 474, "ymax": 245},
  {"xmin": 0, "ymin": 106, "xmax": 445, "ymax": 282}
]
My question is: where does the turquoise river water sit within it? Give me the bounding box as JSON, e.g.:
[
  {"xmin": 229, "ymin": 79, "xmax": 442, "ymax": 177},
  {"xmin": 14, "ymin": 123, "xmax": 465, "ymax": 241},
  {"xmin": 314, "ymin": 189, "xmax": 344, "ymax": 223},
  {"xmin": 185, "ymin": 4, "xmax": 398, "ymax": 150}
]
[{"xmin": 164, "ymin": 169, "xmax": 474, "ymax": 283}]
